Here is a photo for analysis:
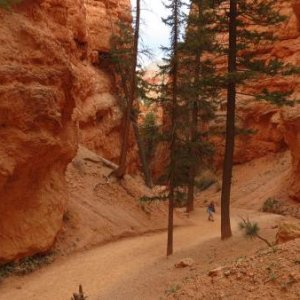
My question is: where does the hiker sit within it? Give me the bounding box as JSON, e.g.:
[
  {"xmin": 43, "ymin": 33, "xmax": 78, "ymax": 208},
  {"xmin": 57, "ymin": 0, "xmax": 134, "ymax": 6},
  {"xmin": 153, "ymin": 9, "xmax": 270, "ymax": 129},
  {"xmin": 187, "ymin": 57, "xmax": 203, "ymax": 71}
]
[{"xmin": 207, "ymin": 201, "xmax": 215, "ymax": 222}]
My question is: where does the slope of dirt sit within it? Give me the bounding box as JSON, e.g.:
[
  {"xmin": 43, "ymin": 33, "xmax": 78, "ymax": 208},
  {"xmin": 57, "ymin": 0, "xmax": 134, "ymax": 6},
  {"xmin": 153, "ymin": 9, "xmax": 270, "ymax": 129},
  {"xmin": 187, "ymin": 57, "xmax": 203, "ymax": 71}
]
[
  {"xmin": 0, "ymin": 209, "xmax": 285, "ymax": 300},
  {"xmin": 168, "ymin": 239, "xmax": 300, "ymax": 300},
  {"xmin": 198, "ymin": 151, "xmax": 292, "ymax": 210},
  {"xmin": 54, "ymin": 146, "xmax": 187, "ymax": 256}
]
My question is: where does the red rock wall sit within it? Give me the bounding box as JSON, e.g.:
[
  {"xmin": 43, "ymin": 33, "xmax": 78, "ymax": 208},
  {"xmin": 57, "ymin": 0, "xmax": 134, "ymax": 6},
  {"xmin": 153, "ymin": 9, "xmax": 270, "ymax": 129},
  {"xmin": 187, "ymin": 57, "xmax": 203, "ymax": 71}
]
[
  {"xmin": 280, "ymin": 1, "xmax": 300, "ymax": 201},
  {"xmin": 0, "ymin": 0, "xmax": 134, "ymax": 262},
  {"xmin": 75, "ymin": 0, "xmax": 138, "ymax": 173},
  {"xmin": 281, "ymin": 106, "xmax": 300, "ymax": 201}
]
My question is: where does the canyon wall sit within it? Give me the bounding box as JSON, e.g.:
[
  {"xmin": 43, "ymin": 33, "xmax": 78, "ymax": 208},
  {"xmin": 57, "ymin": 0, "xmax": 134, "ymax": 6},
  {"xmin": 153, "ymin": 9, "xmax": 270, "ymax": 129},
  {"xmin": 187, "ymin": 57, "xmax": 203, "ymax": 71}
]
[
  {"xmin": 0, "ymin": 0, "xmax": 134, "ymax": 262},
  {"xmin": 281, "ymin": 0, "xmax": 300, "ymax": 201}
]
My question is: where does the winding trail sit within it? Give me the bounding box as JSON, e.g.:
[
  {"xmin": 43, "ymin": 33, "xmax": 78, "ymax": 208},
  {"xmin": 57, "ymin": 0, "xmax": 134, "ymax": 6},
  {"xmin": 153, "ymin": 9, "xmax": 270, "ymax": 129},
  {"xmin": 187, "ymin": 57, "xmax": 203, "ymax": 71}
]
[{"xmin": 0, "ymin": 208, "xmax": 284, "ymax": 300}]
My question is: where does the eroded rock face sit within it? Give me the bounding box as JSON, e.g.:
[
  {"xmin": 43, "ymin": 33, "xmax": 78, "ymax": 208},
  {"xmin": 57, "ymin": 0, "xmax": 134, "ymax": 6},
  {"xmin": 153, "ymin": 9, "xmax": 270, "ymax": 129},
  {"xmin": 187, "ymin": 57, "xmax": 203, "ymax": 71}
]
[
  {"xmin": 0, "ymin": 0, "xmax": 133, "ymax": 262},
  {"xmin": 276, "ymin": 220, "xmax": 300, "ymax": 244},
  {"xmin": 278, "ymin": 1, "xmax": 300, "ymax": 201},
  {"xmin": 75, "ymin": 0, "xmax": 138, "ymax": 173},
  {"xmin": 213, "ymin": 103, "xmax": 286, "ymax": 168},
  {"xmin": 281, "ymin": 106, "xmax": 300, "ymax": 201},
  {"xmin": 0, "ymin": 1, "xmax": 79, "ymax": 261}
]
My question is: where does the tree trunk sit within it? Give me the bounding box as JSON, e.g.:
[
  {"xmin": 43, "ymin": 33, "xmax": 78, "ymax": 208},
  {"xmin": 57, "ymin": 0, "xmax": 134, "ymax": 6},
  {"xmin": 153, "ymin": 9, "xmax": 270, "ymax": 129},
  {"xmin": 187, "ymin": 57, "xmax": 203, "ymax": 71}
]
[
  {"xmin": 186, "ymin": 1, "xmax": 202, "ymax": 213},
  {"xmin": 115, "ymin": 0, "xmax": 140, "ymax": 178},
  {"xmin": 186, "ymin": 100, "xmax": 198, "ymax": 213},
  {"xmin": 167, "ymin": 0, "xmax": 179, "ymax": 256},
  {"xmin": 167, "ymin": 184, "xmax": 174, "ymax": 256},
  {"xmin": 221, "ymin": 0, "xmax": 237, "ymax": 240},
  {"xmin": 132, "ymin": 120, "xmax": 153, "ymax": 188}
]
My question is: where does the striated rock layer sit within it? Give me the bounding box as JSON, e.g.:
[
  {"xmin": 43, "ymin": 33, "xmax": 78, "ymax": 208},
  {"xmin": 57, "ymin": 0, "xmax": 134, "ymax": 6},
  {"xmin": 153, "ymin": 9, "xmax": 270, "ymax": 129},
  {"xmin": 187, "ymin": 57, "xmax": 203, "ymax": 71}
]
[{"xmin": 0, "ymin": 0, "xmax": 134, "ymax": 262}]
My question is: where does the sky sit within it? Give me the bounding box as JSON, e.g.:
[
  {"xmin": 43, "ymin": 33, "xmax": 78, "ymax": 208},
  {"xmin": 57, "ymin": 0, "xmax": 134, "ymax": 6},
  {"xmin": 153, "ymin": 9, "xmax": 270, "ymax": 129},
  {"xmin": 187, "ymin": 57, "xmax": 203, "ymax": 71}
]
[{"xmin": 130, "ymin": 0, "xmax": 190, "ymax": 66}]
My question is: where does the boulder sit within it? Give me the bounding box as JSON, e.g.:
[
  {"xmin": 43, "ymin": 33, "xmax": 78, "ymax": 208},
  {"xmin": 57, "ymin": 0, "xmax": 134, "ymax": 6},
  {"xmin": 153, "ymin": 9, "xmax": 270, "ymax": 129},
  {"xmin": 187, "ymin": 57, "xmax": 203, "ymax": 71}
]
[
  {"xmin": 175, "ymin": 258, "xmax": 195, "ymax": 268},
  {"xmin": 276, "ymin": 221, "xmax": 300, "ymax": 244}
]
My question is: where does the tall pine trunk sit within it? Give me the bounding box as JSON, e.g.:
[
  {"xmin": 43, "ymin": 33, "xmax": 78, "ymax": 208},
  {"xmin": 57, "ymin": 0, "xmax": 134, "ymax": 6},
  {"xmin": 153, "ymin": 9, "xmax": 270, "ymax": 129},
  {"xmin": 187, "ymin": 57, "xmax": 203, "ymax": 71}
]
[
  {"xmin": 115, "ymin": 0, "xmax": 141, "ymax": 178},
  {"xmin": 132, "ymin": 120, "xmax": 153, "ymax": 187},
  {"xmin": 186, "ymin": 100, "xmax": 198, "ymax": 213},
  {"xmin": 167, "ymin": 184, "xmax": 175, "ymax": 256},
  {"xmin": 186, "ymin": 1, "xmax": 202, "ymax": 213},
  {"xmin": 221, "ymin": 0, "xmax": 237, "ymax": 240},
  {"xmin": 167, "ymin": 0, "xmax": 179, "ymax": 257}
]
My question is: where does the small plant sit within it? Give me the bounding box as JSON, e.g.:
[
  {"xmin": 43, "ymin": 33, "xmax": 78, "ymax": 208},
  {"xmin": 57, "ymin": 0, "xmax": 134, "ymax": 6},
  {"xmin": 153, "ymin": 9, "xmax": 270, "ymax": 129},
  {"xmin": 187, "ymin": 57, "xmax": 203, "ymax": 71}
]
[
  {"xmin": 195, "ymin": 170, "xmax": 217, "ymax": 192},
  {"xmin": 0, "ymin": 262, "xmax": 15, "ymax": 281},
  {"xmin": 0, "ymin": 0, "xmax": 22, "ymax": 9},
  {"xmin": 266, "ymin": 265, "xmax": 278, "ymax": 282},
  {"xmin": 0, "ymin": 252, "xmax": 55, "ymax": 281},
  {"xmin": 140, "ymin": 112, "xmax": 159, "ymax": 161},
  {"xmin": 71, "ymin": 285, "xmax": 87, "ymax": 300},
  {"xmin": 165, "ymin": 284, "xmax": 181, "ymax": 295},
  {"xmin": 281, "ymin": 275, "xmax": 296, "ymax": 291},
  {"xmin": 239, "ymin": 217, "xmax": 272, "ymax": 247},
  {"xmin": 262, "ymin": 198, "xmax": 280, "ymax": 213}
]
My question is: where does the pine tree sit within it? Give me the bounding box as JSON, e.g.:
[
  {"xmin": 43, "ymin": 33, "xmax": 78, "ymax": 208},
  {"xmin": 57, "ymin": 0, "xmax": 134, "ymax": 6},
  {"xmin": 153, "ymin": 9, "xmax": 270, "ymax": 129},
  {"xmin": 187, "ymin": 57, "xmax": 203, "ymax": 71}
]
[
  {"xmin": 110, "ymin": 2, "xmax": 153, "ymax": 187},
  {"xmin": 220, "ymin": 0, "xmax": 236, "ymax": 240},
  {"xmin": 158, "ymin": 0, "xmax": 184, "ymax": 256},
  {"xmin": 218, "ymin": 0, "xmax": 298, "ymax": 239},
  {"xmin": 114, "ymin": 0, "xmax": 141, "ymax": 179},
  {"xmin": 140, "ymin": 112, "xmax": 159, "ymax": 162},
  {"xmin": 182, "ymin": 0, "xmax": 220, "ymax": 213}
]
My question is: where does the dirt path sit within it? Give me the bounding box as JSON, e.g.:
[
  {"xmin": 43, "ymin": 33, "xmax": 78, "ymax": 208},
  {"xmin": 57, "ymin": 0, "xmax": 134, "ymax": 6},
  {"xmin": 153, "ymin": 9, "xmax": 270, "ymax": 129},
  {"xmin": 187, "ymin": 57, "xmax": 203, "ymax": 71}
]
[{"xmin": 0, "ymin": 208, "xmax": 284, "ymax": 300}]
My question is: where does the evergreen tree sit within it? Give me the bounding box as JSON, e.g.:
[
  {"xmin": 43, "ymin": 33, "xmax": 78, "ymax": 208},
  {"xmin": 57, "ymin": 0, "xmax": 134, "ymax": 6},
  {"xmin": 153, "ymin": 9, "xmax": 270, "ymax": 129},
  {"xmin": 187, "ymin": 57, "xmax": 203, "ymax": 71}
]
[
  {"xmin": 140, "ymin": 112, "xmax": 159, "ymax": 162},
  {"xmin": 110, "ymin": 2, "xmax": 153, "ymax": 187},
  {"xmin": 181, "ymin": 0, "xmax": 220, "ymax": 213},
  {"xmin": 220, "ymin": 0, "xmax": 236, "ymax": 240},
  {"xmin": 159, "ymin": 0, "xmax": 184, "ymax": 256},
  {"xmin": 114, "ymin": 0, "xmax": 141, "ymax": 179},
  {"xmin": 218, "ymin": 0, "xmax": 298, "ymax": 239}
]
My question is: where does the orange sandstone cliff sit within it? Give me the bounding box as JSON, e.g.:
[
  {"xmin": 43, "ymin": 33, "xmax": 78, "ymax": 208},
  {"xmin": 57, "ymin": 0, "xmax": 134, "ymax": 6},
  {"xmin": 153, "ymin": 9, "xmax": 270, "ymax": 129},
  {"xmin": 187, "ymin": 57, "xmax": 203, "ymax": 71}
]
[{"xmin": 0, "ymin": 0, "xmax": 137, "ymax": 262}]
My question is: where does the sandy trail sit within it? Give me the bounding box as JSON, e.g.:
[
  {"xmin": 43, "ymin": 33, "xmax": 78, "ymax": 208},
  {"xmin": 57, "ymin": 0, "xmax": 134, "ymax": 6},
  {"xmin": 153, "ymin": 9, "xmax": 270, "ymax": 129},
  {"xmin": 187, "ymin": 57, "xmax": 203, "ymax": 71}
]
[{"xmin": 0, "ymin": 208, "xmax": 284, "ymax": 300}]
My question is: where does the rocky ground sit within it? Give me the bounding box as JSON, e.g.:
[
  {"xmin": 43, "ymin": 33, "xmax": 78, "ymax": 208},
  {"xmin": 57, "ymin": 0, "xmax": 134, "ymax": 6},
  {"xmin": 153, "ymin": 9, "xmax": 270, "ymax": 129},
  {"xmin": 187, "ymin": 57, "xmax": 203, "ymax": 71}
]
[{"xmin": 168, "ymin": 239, "xmax": 300, "ymax": 300}]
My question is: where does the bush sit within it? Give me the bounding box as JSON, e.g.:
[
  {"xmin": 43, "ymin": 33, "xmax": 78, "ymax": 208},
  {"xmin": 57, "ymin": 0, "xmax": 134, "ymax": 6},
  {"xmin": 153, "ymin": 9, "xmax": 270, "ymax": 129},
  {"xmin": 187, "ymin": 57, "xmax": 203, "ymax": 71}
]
[
  {"xmin": 0, "ymin": 0, "xmax": 22, "ymax": 9},
  {"xmin": 239, "ymin": 217, "xmax": 272, "ymax": 247},
  {"xmin": 262, "ymin": 198, "xmax": 280, "ymax": 213},
  {"xmin": 195, "ymin": 170, "xmax": 217, "ymax": 192},
  {"xmin": 140, "ymin": 112, "xmax": 159, "ymax": 161},
  {"xmin": 0, "ymin": 252, "xmax": 55, "ymax": 281},
  {"xmin": 239, "ymin": 219, "xmax": 260, "ymax": 239}
]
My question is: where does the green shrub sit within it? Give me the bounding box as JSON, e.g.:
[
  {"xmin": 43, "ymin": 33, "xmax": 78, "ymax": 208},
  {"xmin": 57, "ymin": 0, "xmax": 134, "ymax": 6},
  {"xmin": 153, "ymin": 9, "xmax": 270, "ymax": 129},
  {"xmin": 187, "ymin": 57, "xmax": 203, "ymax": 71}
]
[
  {"xmin": 0, "ymin": 252, "xmax": 55, "ymax": 281},
  {"xmin": 239, "ymin": 217, "xmax": 272, "ymax": 247},
  {"xmin": 262, "ymin": 198, "xmax": 280, "ymax": 213},
  {"xmin": 239, "ymin": 219, "xmax": 260, "ymax": 239},
  {"xmin": 0, "ymin": 0, "xmax": 22, "ymax": 9},
  {"xmin": 165, "ymin": 284, "xmax": 181, "ymax": 295},
  {"xmin": 140, "ymin": 112, "xmax": 159, "ymax": 161},
  {"xmin": 195, "ymin": 169, "xmax": 217, "ymax": 192}
]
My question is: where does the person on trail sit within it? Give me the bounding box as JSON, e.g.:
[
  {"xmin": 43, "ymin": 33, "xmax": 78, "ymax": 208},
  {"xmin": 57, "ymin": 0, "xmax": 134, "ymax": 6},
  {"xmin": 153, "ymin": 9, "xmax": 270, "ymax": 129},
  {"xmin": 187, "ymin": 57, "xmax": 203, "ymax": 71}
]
[{"xmin": 207, "ymin": 201, "xmax": 215, "ymax": 222}]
